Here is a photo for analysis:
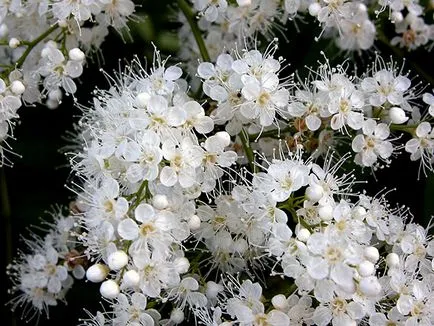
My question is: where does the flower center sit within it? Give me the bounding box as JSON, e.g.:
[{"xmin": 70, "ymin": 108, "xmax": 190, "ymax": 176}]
[{"xmin": 258, "ymin": 91, "xmax": 270, "ymax": 107}]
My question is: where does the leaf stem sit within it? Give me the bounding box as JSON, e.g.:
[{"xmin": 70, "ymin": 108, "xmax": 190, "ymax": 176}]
[
  {"xmin": 177, "ymin": 0, "xmax": 211, "ymax": 62},
  {"xmin": 239, "ymin": 129, "xmax": 257, "ymax": 173}
]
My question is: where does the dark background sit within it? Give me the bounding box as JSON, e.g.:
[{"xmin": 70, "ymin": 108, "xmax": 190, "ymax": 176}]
[{"xmin": 2, "ymin": 2, "xmax": 434, "ymax": 325}]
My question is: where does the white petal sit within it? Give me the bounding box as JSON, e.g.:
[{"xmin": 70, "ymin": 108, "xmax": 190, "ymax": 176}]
[
  {"xmin": 118, "ymin": 218, "xmax": 139, "ymax": 240},
  {"xmin": 164, "ymin": 66, "xmax": 182, "ymax": 81}
]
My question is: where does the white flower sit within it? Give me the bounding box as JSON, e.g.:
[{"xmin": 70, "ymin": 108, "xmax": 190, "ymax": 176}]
[
  {"xmin": 240, "ymin": 74, "xmax": 289, "ymax": 126},
  {"xmin": 422, "ymin": 92, "xmax": 434, "ymax": 117},
  {"xmin": 160, "ymin": 137, "xmax": 204, "ymax": 188},
  {"xmin": 253, "ymin": 158, "xmax": 310, "ymax": 202},
  {"xmin": 405, "ymin": 122, "xmax": 434, "ymax": 174},
  {"xmin": 352, "ymin": 119, "xmax": 394, "ymax": 167},
  {"xmin": 112, "ymin": 292, "xmax": 155, "ymax": 326},
  {"xmin": 361, "ymin": 69, "xmax": 411, "ymax": 108}
]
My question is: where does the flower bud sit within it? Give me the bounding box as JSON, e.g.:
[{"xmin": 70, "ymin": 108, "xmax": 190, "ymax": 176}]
[
  {"xmin": 389, "ymin": 107, "xmax": 408, "ymax": 124},
  {"xmin": 68, "ymin": 48, "xmax": 85, "ymax": 61},
  {"xmin": 318, "ymin": 205, "xmax": 333, "ymax": 221},
  {"xmin": 0, "ymin": 24, "xmax": 8, "ymax": 38},
  {"xmin": 48, "ymin": 89, "xmax": 62, "ymax": 100},
  {"xmin": 237, "ymin": 0, "xmax": 252, "ymax": 6},
  {"xmin": 359, "ymin": 276, "xmax": 382, "ymax": 296},
  {"xmin": 352, "ymin": 206, "xmax": 366, "ymax": 219},
  {"xmin": 9, "ymin": 38, "xmax": 20, "ymax": 49},
  {"xmin": 271, "ymin": 294, "xmax": 288, "ymax": 310},
  {"xmin": 358, "ymin": 260, "xmax": 375, "ymax": 277},
  {"xmin": 306, "ymin": 184, "xmax": 324, "ymax": 202},
  {"xmin": 206, "ymin": 281, "xmax": 223, "ymax": 299},
  {"xmin": 364, "ymin": 246, "xmax": 379, "ymax": 263},
  {"xmin": 296, "ymin": 228, "xmax": 311, "ymax": 242},
  {"xmin": 122, "ymin": 270, "xmax": 140, "ymax": 288},
  {"xmin": 100, "ymin": 280, "xmax": 120, "ymax": 299},
  {"xmin": 10, "ymin": 80, "xmax": 25, "ymax": 95},
  {"xmin": 170, "ymin": 308, "xmax": 184, "ymax": 324},
  {"xmin": 86, "ymin": 263, "xmax": 109, "ymax": 283},
  {"xmin": 391, "ymin": 11, "xmax": 403, "ymax": 23},
  {"xmin": 386, "ymin": 253, "xmax": 400, "ymax": 268},
  {"xmin": 357, "ymin": 3, "xmax": 367, "ymax": 12},
  {"xmin": 152, "ymin": 194, "xmax": 169, "ymax": 210},
  {"xmin": 308, "ymin": 3, "xmax": 321, "ymax": 16},
  {"xmin": 136, "ymin": 92, "xmax": 150, "ymax": 108},
  {"xmin": 188, "ymin": 215, "xmax": 201, "ymax": 230},
  {"xmin": 107, "ymin": 250, "xmax": 128, "ymax": 271}
]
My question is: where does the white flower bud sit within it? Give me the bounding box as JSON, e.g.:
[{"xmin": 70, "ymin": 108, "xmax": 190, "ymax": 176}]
[
  {"xmin": 188, "ymin": 215, "xmax": 201, "ymax": 230},
  {"xmin": 68, "ymin": 48, "xmax": 85, "ymax": 61},
  {"xmin": 41, "ymin": 47, "xmax": 50, "ymax": 58},
  {"xmin": 308, "ymin": 3, "xmax": 321, "ymax": 16},
  {"xmin": 359, "ymin": 276, "xmax": 382, "ymax": 296},
  {"xmin": 10, "ymin": 80, "xmax": 25, "ymax": 95},
  {"xmin": 0, "ymin": 24, "xmax": 8, "ymax": 38},
  {"xmin": 358, "ymin": 260, "xmax": 375, "ymax": 277},
  {"xmin": 352, "ymin": 206, "xmax": 366, "ymax": 219},
  {"xmin": 122, "ymin": 270, "xmax": 140, "ymax": 288},
  {"xmin": 107, "ymin": 250, "xmax": 128, "ymax": 271},
  {"xmin": 136, "ymin": 92, "xmax": 150, "ymax": 108},
  {"xmin": 100, "ymin": 280, "xmax": 120, "ymax": 299},
  {"xmin": 296, "ymin": 228, "xmax": 311, "ymax": 242},
  {"xmin": 386, "ymin": 253, "xmax": 400, "ymax": 268},
  {"xmin": 9, "ymin": 38, "xmax": 20, "ymax": 49},
  {"xmin": 86, "ymin": 264, "xmax": 109, "ymax": 283},
  {"xmin": 318, "ymin": 205, "xmax": 333, "ymax": 221},
  {"xmin": 271, "ymin": 294, "xmax": 288, "ymax": 310},
  {"xmin": 46, "ymin": 99, "xmax": 60, "ymax": 109},
  {"xmin": 237, "ymin": 0, "xmax": 252, "ymax": 6},
  {"xmin": 48, "ymin": 89, "xmax": 62, "ymax": 100},
  {"xmin": 306, "ymin": 185, "xmax": 324, "ymax": 202},
  {"xmin": 206, "ymin": 281, "xmax": 223, "ymax": 299},
  {"xmin": 170, "ymin": 308, "xmax": 184, "ymax": 324},
  {"xmin": 152, "ymin": 194, "xmax": 169, "ymax": 210},
  {"xmin": 364, "ymin": 246, "xmax": 379, "ymax": 263},
  {"xmin": 174, "ymin": 257, "xmax": 190, "ymax": 274},
  {"xmin": 357, "ymin": 3, "xmax": 367, "ymax": 12},
  {"xmin": 391, "ymin": 11, "xmax": 403, "ymax": 23},
  {"xmin": 389, "ymin": 107, "xmax": 408, "ymax": 124}
]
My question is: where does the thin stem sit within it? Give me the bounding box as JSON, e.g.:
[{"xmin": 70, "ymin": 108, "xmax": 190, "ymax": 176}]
[
  {"xmin": 177, "ymin": 0, "xmax": 211, "ymax": 62},
  {"xmin": 390, "ymin": 123, "xmax": 417, "ymax": 135},
  {"xmin": 248, "ymin": 126, "xmax": 292, "ymax": 141},
  {"xmin": 129, "ymin": 180, "xmax": 149, "ymax": 212},
  {"xmin": 239, "ymin": 129, "xmax": 257, "ymax": 173},
  {"xmin": 1, "ymin": 24, "xmax": 59, "ymax": 80}
]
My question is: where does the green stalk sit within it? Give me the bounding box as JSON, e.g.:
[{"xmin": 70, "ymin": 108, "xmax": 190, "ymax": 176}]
[
  {"xmin": 177, "ymin": 0, "xmax": 211, "ymax": 62},
  {"xmin": 239, "ymin": 129, "xmax": 257, "ymax": 173}
]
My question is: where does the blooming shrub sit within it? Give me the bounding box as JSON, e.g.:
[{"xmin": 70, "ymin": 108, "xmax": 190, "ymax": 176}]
[{"xmin": 3, "ymin": 0, "xmax": 434, "ymax": 325}]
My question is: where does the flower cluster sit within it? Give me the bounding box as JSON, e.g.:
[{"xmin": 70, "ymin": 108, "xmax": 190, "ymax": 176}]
[
  {"xmin": 5, "ymin": 1, "xmax": 434, "ymax": 325},
  {"xmin": 7, "ymin": 209, "xmax": 85, "ymax": 319},
  {"xmin": 0, "ymin": 0, "xmax": 135, "ymax": 166},
  {"xmin": 198, "ymin": 49, "xmax": 434, "ymax": 173},
  {"xmin": 179, "ymin": 0, "xmax": 434, "ymax": 68}
]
